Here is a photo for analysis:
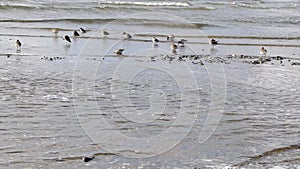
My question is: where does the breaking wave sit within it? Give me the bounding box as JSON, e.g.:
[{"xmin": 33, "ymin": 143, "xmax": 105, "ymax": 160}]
[{"xmin": 98, "ymin": 0, "xmax": 191, "ymax": 7}]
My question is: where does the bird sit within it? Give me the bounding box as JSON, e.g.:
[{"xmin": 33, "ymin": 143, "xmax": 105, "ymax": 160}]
[
  {"xmin": 15, "ymin": 40, "xmax": 22, "ymax": 51},
  {"xmin": 52, "ymin": 28, "xmax": 59, "ymax": 34},
  {"xmin": 82, "ymin": 156, "xmax": 94, "ymax": 162},
  {"xmin": 170, "ymin": 43, "xmax": 178, "ymax": 50},
  {"xmin": 73, "ymin": 31, "xmax": 80, "ymax": 37},
  {"xmin": 152, "ymin": 37, "xmax": 159, "ymax": 43},
  {"xmin": 177, "ymin": 40, "xmax": 185, "ymax": 47},
  {"xmin": 122, "ymin": 32, "xmax": 132, "ymax": 40},
  {"xmin": 80, "ymin": 28, "xmax": 86, "ymax": 34},
  {"xmin": 114, "ymin": 48, "xmax": 124, "ymax": 55},
  {"xmin": 210, "ymin": 39, "xmax": 218, "ymax": 45},
  {"xmin": 260, "ymin": 47, "xmax": 267, "ymax": 56},
  {"xmin": 101, "ymin": 30, "xmax": 110, "ymax": 36},
  {"xmin": 167, "ymin": 34, "xmax": 175, "ymax": 41},
  {"xmin": 170, "ymin": 43, "xmax": 178, "ymax": 54},
  {"xmin": 63, "ymin": 35, "xmax": 71, "ymax": 45}
]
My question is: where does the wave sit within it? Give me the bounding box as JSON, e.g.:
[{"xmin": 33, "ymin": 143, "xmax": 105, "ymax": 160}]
[
  {"xmin": 0, "ymin": 3, "xmax": 218, "ymax": 13},
  {"xmin": 0, "ymin": 18, "xmax": 116, "ymax": 23},
  {"xmin": 98, "ymin": 0, "xmax": 191, "ymax": 7},
  {"xmin": 232, "ymin": 16, "xmax": 300, "ymax": 25},
  {"xmin": 0, "ymin": 0, "xmax": 297, "ymax": 12},
  {"xmin": 0, "ymin": 18, "xmax": 212, "ymax": 29},
  {"xmin": 0, "ymin": 3, "xmax": 41, "ymax": 10},
  {"xmin": 0, "ymin": 1, "xmax": 100, "ymax": 11},
  {"xmin": 201, "ymin": 1, "xmax": 298, "ymax": 10},
  {"xmin": 0, "ymin": 1, "xmax": 217, "ymax": 12},
  {"xmin": 188, "ymin": 6, "xmax": 216, "ymax": 10},
  {"xmin": 234, "ymin": 144, "xmax": 300, "ymax": 167}
]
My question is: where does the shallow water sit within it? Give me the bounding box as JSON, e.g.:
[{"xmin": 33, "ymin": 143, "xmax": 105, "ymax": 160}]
[
  {"xmin": 0, "ymin": 0, "xmax": 300, "ymax": 168},
  {"xmin": 1, "ymin": 53, "xmax": 299, "ymax": 168}
]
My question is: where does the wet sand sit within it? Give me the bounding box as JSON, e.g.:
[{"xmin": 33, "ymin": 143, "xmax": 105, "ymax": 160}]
[
  {"xmin": 1, "ymin": 31, "xmax": 300, "ymax": 169},
  {"xmin": 1, "ymin": 30, "xmax": 299, "ymax": 61}
]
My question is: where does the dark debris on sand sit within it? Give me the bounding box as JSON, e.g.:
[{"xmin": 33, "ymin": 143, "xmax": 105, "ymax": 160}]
[
  {"xmin": 7, "ymin": 53, "xmax": 296, "ymax": 67},
  {"xmin": 41, "ymin": 56, "xmax": 65, "ymax": 61},
  {"xmin": 148, "ymin": 54, "xmax": 299, "ymax": 67}
]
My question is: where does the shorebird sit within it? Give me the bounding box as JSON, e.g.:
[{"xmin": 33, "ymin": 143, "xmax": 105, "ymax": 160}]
[
  {"xmin": 82, "ymin": 156, "xmax": 94, "ymax": 162},
  {"xmin": 260, "ymin": 47, "xmax": 267, "ymax": 56},
  {"xmin": 114, "ymin": 48, "xmax": 124, "ymax": 55},
  {"xmin": 63, "ymin": 35, "xmax": 71, "ymax": 45},
  {"xmin": 177, "ymin": 40, "xmax": 185, "ymax": 47},
  {"xmin": 52, "ymin": 28, "xmax": 59, "ymax": 34},
  {"xmin": 80, "ymin": 28, "xmax": 87, "ymax": 34},
  {"xmin": 167, "ymin": 34, "xmax": 175, "ymax": 41},
  {"xmin": 170, "ymin": 43, "xmax": 177, "ymax": 54},
  {"xmin": 122, "ymin": 32, "xmax": 132, "ymax": 40},
  {"xmin": 152, "ymin": 37, "xmax": 159, "ymax": 43},
  {"xmin": 101, "ymin": 30, "xmax": 110, "ymax": 37},
  {"xmin": 210, "ymin": 39, "xmax": 218, "ymax": 45},
  {"xmin": 170, "ymin": 43, "xmax": 178, "ymax": 50},
  {"xmin": 15, "ymin": 40, "xmax": 21, "ymax": 51},
  {"xmin": 73, "ymin": 31, "xmax": 80, "ymax": 37}
]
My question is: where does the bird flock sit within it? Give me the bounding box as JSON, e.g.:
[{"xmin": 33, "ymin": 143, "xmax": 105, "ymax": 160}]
[
  {"xmin": 13, "ymin": 28, "xmax": 268, "ymax": 60},
  {"xmin": 59, "ymin": 27, "xmax": 191, "ymax": 56}
]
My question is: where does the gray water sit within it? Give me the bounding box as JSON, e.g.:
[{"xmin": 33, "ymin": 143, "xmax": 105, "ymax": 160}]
[{"xmin": 0, "ymin": 0, "xmax": 300, "ymax": 168}]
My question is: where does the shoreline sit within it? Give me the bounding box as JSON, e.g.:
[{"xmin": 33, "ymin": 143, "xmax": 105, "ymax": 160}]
[{"xmin": 2, "ymin": 53, "xmax": 300, "ymax": 66}]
